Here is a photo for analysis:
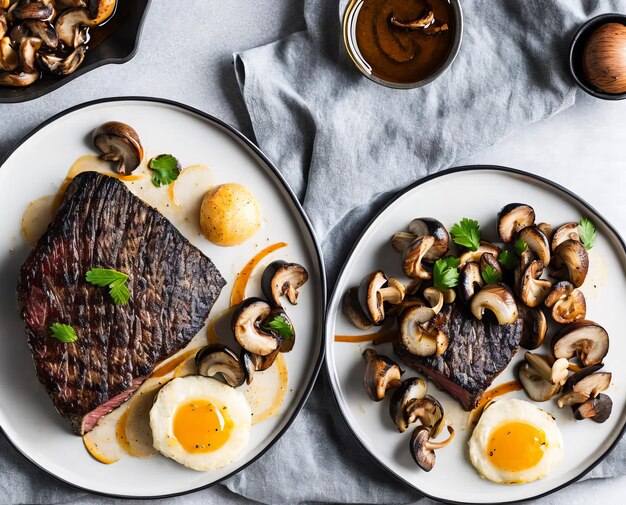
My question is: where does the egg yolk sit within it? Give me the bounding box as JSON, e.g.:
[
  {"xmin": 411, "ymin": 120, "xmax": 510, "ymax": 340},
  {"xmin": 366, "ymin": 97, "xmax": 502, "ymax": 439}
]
[
  {"xmin": 173, "ymin": 399, "xmax": 233, "ymax": 453},
  {"xmin": 486, "ymin": 422, "xmax": 546, "ymax": 472}
]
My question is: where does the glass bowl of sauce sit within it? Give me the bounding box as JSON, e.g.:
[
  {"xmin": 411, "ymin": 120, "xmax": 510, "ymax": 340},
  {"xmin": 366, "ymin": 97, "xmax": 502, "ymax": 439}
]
[{"xmin": 343, "ymin": 0, "xmax": 463, "ymax": 88}]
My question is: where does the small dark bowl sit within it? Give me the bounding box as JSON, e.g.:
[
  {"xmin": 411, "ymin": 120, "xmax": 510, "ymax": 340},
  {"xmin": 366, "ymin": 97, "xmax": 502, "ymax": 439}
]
[
  {"xmin": 0, "ymin": 0, "xmax": 151, "ymax": 104},
  {"xmin": 569, "ymin": 13, "xmax": 626, "ymax": 100}
]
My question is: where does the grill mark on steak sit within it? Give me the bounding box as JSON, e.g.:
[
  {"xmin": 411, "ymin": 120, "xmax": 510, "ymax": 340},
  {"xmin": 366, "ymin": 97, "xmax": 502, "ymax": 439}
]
[
  {"xmin": 394, "ymin": 303, "xmax": 522, "ymax": 410},
  {"xmin": 17, "ymin": 172, "xmax": 226, "ymax": 434}
]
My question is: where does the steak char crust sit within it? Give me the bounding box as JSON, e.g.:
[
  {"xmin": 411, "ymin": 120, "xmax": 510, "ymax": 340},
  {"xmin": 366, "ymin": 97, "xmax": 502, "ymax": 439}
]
[{"xmin": 17, "ymin": 172, "xmax": 226, "ymax": 434}]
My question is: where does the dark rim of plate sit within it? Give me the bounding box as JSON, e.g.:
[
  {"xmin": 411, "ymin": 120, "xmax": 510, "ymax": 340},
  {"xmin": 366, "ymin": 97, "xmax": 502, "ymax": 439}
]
[
  {"xmin": 325, "ymin": 165, "xmax": 626, "ymax": 505},
  {"xmin": 0, "ymin": 96, "xmax": 327, "ymax": 499},
  {"xmin": 569, "ymin": 13, "xmax": 626, "ymax": 101},
  {"xmin": 0, "ymin": 0, "xmax": 152, "ymax": 104}
]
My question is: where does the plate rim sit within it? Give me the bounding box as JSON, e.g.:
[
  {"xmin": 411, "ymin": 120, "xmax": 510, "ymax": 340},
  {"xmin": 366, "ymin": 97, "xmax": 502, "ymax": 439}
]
[
  {"xmin": 324, "ymin": 164, "xmax": 626, "ymax": 505},
  {"xmin": 0, "ymin": 96, "xmax": 327, "ymax": 499}
]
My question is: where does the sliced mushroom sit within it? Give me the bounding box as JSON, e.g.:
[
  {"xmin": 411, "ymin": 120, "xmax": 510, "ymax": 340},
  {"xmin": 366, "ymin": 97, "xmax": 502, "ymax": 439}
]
[
  {"xmin": 358, "ymin": 271, "xmax": 405, "ymax": 325},
  {"xmin": 0, "ymin": 35, "xmax": 19, "ymax": 72},
  {"xmin": 18, "ymin": 36, "xmax": 41, "ymax": 73},
  {"xmin": 55, "ymin": 7, "xmax": 91, "ymax": 47},
  {"xmin": 519, "ymin": 362, "xmax": 561, "ymax": 402},
  {"xmin": 0, "ymin": 11, "xmax": 7, "ymax": 39},
  {"xmin": 519, "ymin": 306, "xmax": 547, "ymax": 350},
  {"xmin": 407, "ymin": 218, "xmax": 449, "ymax": 262},
  {"xmin": 241, "ymin": 348, "xmax": 280, "ymax": 384},
  {"xmin": 519, "ymin": 260, "xmax": 552, "ymax": 308},
  {"xmin": 399, "ymin": 305, "xmax": 448, "ymax": 357},
  {"xmin": 470, "ymin": 283, "xmax": 519, "ymax": 325},
  {"xmin": 195, "ymin": 344, "xmax": 246, "ymax": 388},
  {"xmin": 410, "ymin": 424, "xmax": 455, "ymax": 472},
  {"xmin": 88, "ymin": 0, "xmax": 116, "ymax": 24},
  {"xmin": 24, "ymin": 20, "xmax": 58, "ymax": 48},
  {"xmin": 479, "ymin": 252, "xmax": 503, "ymax": 283},
  {"xmin": 558, "ymin": 371, "xmax": 611, "ymax": 408},
  {"xmin": 459, "ymin": 241, "xmax": 501, "ymax": 268},
  {"xmin": 13, "ymin": 2, "xmax": 54, "ymax": 21},
  {"xmin": 513, "ymin": 248, "xmax": 534, "ymax": 292},
  {"xmin": 544, "ymin": 281, "xmax": 586, "ymax": 324},
  {"xmin": 552, "ymin": 321, "xmax": 609, "ymax": 367},
  {"xmin": 537, "ymin": 222, "xmax": 553, "ymax": 243},
  {"xmin": 362, "ymin": 348, "xmax": 403, "ymax": 401},
  {"xmin": 442, "ymin": 288, "xmax": 456, "ymax": 304},
  {"xmin": 391, "ymin": 231, "xmax": 415, "ymax": 254},
  {"xmin": 261, "ymin": 260, "xmax": 309, "ymax": 307},
  {"xmin": 459, "ymin": 262, "xmax": 484, "ymax": 303},
  {"xmin": 402, "ymin": 235, "xmax": 435, "ymax": 279},
  {"xmin": 36, "ymin": 43, "xmax": 85, "ymax": 75},
  {"xmin": 552, "ymin": 223, "xmax": 580, "ymax": 252},
  {"xmin": 342, "ymin": 287, "xmax": 372, "ymax": 330},
  {"xmin": 231, "ymin": 297, "xmax": 278, "ymax": 356},
  {"xmin": 261, "ymin": 308, "xmax": 295, "ymax": 353},
  {"xmin": 389, "ymin": 377, "xmax": 428, "ymax": 432},
  {"xmin": 525, "ymin": 352, "xmax": 569, "ymax": 386},
  {"xmin": 517, "ymin": 226, "xmax": 551, "ymax": 265},
  {"xmin": 409, "ymin": 395, "xmax": 446, "ymax": 438},
  {"xmin": 92, "ymin": 121, "xmax": 144, "ymax": 174},
  {"xmin": 422, "ymin": 286, "xmax": 443, "ymax": 314},
  {"xmin": 9, "ymin": 23, "xmax": 29, "ymax": 46},
  {"xmin": 551, "ymin": 239, "xmax": 589, "ymax": 288},
  {"xmin": 573, "ymin": 393, "xmax": 612, "ymax": 423},
  {"xmin": 497, "ymin": 203, "xmax": 535, "ymax": 243},
  {"xmin": 0, "ymin": 70, "xmax": 38, "ymax": 86}
]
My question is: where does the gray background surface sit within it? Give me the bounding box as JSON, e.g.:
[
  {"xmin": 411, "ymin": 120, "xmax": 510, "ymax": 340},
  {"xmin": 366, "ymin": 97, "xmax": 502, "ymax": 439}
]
[{"xmin": 1, "ymin": 1, "xmax": 625, "ymax": 504}]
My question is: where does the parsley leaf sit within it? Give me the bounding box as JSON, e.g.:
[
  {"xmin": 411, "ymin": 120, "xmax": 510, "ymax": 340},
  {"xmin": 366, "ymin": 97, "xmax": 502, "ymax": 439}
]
[
  {"xmin": 433, "ymin": 256, "xmax": 460, "ymax": 291},
  {"xmin": 498, "ymin": 250, "xmax": 518, "ymax": 270},
  {"xmin": 481, "ymin": 265, "xmax": 502, "ymax": 285},
  {"xmin": 86, "ymin": 268, "xmax": 131, "ymax": 305},
  {"xmin": 267, "ymin": 315, "xmax": 294, "ymax": 340},
  {"xmin": 50, "ymin": 322, "xmax": 78, "ymax": 343},
  {"xmin": 149, "ymin": 154, "xmax": 181, "ymax": 188},
  {"xmin": 514, "ymin": 239, "xmax": 527, "ymax": 256},
  {"xmin": 578, "ymin": 217, "xmax": 596, "ymax": 250},
  {"xmin": 450, "ymin": 218, "xmax": 481, "ymax": 251}
]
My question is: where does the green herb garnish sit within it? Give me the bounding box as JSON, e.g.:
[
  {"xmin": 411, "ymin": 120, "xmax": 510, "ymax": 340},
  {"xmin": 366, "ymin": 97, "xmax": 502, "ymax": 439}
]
[
  {"xmin": 481, "ymin": 265, "xmax": 502, "ymax": 285},
  {"xmin": 498, "ymin": 250, "xmax": 517, "ymax": 270},
  {"xmin": 450, "ymin": 218, "xmax": 481, "ymax": 251},
  {"xmin": 579, "ymin": 217, "xmax": 596, "ymax": 250},
  {"xmin": 149, "ymin": 154, "xmax": 181, "ymax": 188},
  {"xmin": 433, "ymin": 256, "xmax": 461, "ymax": 291},
  {"xmin": 50, "ymin": 323, "xmax": 78, "ymax": 343},
  {"xmin": 86, "ymin": 268, "xmax": 131, "ymax": 305},
  {"xmin": 267, "ymin": 315, "xmax": 294, "ymax": 340},
  {"xmin": 514, "ymin": 239, "xmax": 527, "ymax": 256}
]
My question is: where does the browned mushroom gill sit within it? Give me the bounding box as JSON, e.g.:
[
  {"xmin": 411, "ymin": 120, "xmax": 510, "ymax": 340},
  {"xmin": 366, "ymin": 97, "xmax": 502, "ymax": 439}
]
[{"xmin": 353, "ymin": 0, "xmax": 454, "ymax": 84}]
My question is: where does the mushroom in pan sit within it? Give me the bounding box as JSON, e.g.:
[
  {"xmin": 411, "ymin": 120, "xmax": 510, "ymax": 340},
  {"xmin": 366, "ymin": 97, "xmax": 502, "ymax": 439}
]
[
  {"xmin": 516, "ymin": 226, "xmax": 551, "ymax": 265},
  {"xmin": 0, "ymin": 35, "xmax": 18, "ymax": 71},
  {"xmin": 231, "ymin": 297, "xmax": 279, "ymax": 356},
  {"xmin": 551, "ymin": 239, "xmax": 589, "ymax": 288},
  {"xmin": 401, "ymin": 236, "xmax": 435, "ymax": 279},
  {"xmin": 241, "ymin": 348, "xmax": 280, "ymax": 384},
  {"xmin": 342, "ymin": 287, "xmax": 372, "ymax": 330},
  {"xmin": 573, "ymin": 393, "xmax": 613, "ymax": 423},
  {"xmin": 37, "ymin": 44, "xmax": 85, "ymax": 75},
  {"xmin": 88, "ymin": 0, "xmax": 116, "ymax": 24},
  {"xmin": 399, "ymin": 305, "xmax": 448, "ymax": 357},
  {"xmin": 389, "ymin": 377, "xmax": 428, "ymax": 432},
  {"xmin": 55, "ymin": 7, "xmax": 91, "ymax": 47},
  {"xmin": 552, "ymin": 321, "xmax": 609, "ymax": 367},
  {"xmin": 410, "ymin": 423, "xmax": 455, "ymax": 472},
  {"xmin": 458, "ymin": 241, "xmax": 501, "ymax": 268},
  {"xmin": 9, "ymin": 23, "xmax": 29, "ymax": 46},
  {"xmin": 261, "ymin": 260, "xmax": 309, "ymax": 307},
  {"xmin": 0, "ymin": 12, "xmax": 6, "ymax": 40},
  {"xmin": 12, "ymin": 2, "xmax": 55, "ymax": 22},
  {"xmin": 358, "ymin": 271, "xmax": 406, "ymax": 325},
  {"xmin": 25, "ymin": 20, "xmax": 58, "ymax": 48},
  {"xmin": 362, "ymin": 348, "xmax": 403, "ymax": 401},
  {"xmin": 519, "ymin": 306, "xmax": 547, "ymax": 350},
  {"xmin": 551, "ymin": 223, "xmax": 580, "ymax": 252},
  {"xmin": 470, "ymin": 283, "xmax": 519, "ymax": 325},
  {"xmin": 519, "ymin": 260, "xmax": 552, "ymax": 308},
  {"xmin": 544, "ymin": 281, "xmax": 586, "ymax": 324},
  {"xmin": 497, "ymin": 203, "xmax": 535, "ymax": 243},
  {"xmin": 195, "ymin": 344, "xmax": 246, "ymax": 388},
  {"xmin": 18, "ymin": 36, "xmax": 41, "ymax": 73},
  {"xmin": 558, "ymin": 367, "xmax": 611, "ymax": 408},
  {"xmin": 0, "ymin": 69, "xmax": 38, "ymax": 86},
  {"xmin": 459, "ymin": 262, "xmax": 484, "ymax": 303},
  {"xmin": 92, "ymin": 121, "xmax": 144, "ymax": 174}
]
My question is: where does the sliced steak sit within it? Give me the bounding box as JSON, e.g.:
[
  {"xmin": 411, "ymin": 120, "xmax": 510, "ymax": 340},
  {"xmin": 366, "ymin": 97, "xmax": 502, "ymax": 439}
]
[
  {"xmin": 17, "ymin": 172, "xmax": 226, "ymax": 434},
  {"xmin": 394, "ymin": 303, "xmax": 522, "ymax": 410}
]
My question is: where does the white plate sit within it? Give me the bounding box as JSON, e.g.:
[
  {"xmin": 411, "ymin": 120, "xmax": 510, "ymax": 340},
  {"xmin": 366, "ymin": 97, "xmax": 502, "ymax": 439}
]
[
  {"xmin": 325, "ymin": 167, "xmax": 626, "ymax": 504},
  {"xmin": 0, "ymin": 98, "xmax": 325, "ymax": 498}
]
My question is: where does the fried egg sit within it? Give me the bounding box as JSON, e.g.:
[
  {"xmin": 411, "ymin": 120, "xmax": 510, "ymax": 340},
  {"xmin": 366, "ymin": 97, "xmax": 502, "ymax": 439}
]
[
  {"xmin": 150, "ymin": 376, "xmax": 251, "ymax": 471},
  {"xmin": 468, "ymin": 398, "xmax": 563, "ymax": 484}
]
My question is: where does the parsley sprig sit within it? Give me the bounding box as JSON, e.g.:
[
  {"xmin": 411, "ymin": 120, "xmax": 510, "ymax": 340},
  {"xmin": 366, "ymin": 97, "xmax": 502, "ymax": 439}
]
[
  {"xmin": 50, "ymin": 323, "xmax": 78, "ymax": 343},
  {"xmin": 578, "ymin": 217, "xmax": 596, "ymax": 250},
  {"xmin": 86, "ymin": 268, "xmax": 131, "ymax": 305},
  {"xmin": 267, "ymin": 315, "xmax": 294, "ymax": 340},
  {"xmin": 481, "ymin": 265, "xmax": 502, "ymax": 285},
  {"xmin": 433, "ymin": 256, "xmax": 460, "ymax": 291},
  {"xmin": 498, "ymin": 250, "xmax": 517, "ymax": 270},
  {"xmin": 149, "ymin": 154, "xmax": 181, "ymax": 188},
  {"xmin": 450, "ymin": 218, "xmax": 481, "ymax": 251},
  {"xmin": 514, "ymin": 239, "xmax": 527, "ymax": 256}
]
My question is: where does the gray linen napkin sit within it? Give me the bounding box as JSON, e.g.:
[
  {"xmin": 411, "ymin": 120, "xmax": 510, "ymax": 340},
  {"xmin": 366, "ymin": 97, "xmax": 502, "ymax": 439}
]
[{"xmin": 227, "ymin": 0, "xmax": 626, "ymax": 503}]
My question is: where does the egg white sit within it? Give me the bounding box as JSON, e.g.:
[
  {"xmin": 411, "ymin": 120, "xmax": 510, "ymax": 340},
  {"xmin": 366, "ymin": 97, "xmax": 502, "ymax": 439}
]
[
  {"xmin": 468, "ymin": 398, "xmax": 563, "ymax": 484},
  {"xmin": 150, "ymin": 376, "xmax": 251, "ymax": 471}
]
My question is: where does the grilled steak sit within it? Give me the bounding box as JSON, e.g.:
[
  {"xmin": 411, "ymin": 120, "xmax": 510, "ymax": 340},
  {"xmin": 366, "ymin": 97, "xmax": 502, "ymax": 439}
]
[
  {"xmin": 17, "ymin": 172, "xmax": 226, "ymax": 435},
  {"xmin": 394, "ymin": 303, "xmax": 523, "ymax": 410}
]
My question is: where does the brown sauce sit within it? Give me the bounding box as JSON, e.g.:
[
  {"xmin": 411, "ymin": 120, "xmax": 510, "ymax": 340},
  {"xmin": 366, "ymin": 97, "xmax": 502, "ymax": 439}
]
[
  {"xmin": 335, "ymin": 328, "xmax": 397, "ymax": 344},
  {"xmin": 354, "ymin": 0, "xmax": 454, "ymax": 84},
  {"xmin": 470, "ymin": 380, "xmax": 523, "ymax": 424}
]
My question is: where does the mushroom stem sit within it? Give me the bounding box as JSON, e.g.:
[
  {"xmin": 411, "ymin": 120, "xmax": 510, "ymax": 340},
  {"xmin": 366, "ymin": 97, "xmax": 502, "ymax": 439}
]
[
  {"xmin": 390, "ymin": 9, "xmax": 434, "ymax": 30},
  {"xmin": 423, "ymin": 425, "xmax": 455, "ymax": 450}
]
